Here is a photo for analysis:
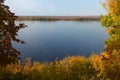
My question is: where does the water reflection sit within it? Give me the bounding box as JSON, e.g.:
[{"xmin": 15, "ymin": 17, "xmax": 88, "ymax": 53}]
[{"xmin": 14, "ymin": 21, "xmax": 108, "ymax": 62}]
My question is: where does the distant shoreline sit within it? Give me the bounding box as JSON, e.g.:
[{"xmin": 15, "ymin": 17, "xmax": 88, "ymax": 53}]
[{"xmin": 18, "ymin": 16, "xmax": 100, "ymax": 21}]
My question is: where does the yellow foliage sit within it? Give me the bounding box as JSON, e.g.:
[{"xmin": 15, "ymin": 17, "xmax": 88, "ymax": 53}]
[
  {"xmin": 90, "ymin": 54, "xmax": 101, "ymax": 70},
  {"xmin": 1, "ymin": 53, "xmax": 120, "ymax": 80},
  {"xmin": 67, "ymin": 56, "xmax": 87, "ymax": 65},
  {"xmin": 106, "ymin": 27, "xmax": 112, "ymax": 33},
  {"xmin": 31, "ymin": 62, "xmax": 45, "ymax": 71},
  {"xmin": 103, "ymin": 0, "xmax": 120, "ymax": 16}
]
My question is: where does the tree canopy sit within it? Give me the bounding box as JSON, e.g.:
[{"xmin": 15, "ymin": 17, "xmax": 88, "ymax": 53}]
[
  {"xmin": 0, "ymin": 0, "xmax": 26, "ymax": 64},
  {"xmin": 101, "ymin": 0, "xmax": 120, "ymax": 53}
]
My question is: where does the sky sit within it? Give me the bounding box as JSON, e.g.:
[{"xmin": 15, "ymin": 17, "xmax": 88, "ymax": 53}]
[{"xmin": 5, "ymin": 0, "xmax": 106, "ymax": 16}]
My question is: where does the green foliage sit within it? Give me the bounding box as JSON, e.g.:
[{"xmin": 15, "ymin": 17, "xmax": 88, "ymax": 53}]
[
  {"xmin": 100, "ymin": 0, "xmax": 120, "ymax": 80},
  {"xmin": 101, "ymin": 0, "xmax": 120, "ymax": 53}
]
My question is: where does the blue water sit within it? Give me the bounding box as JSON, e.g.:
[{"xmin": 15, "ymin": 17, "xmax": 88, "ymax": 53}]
[{"xmin": 13, "ymin": 21, "xmax": 108, "ymax": 62}]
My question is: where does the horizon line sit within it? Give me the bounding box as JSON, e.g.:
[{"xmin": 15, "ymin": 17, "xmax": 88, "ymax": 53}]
[{"xmin": 18, "ymin": 15, "xmax": 101, "ymax": 17}]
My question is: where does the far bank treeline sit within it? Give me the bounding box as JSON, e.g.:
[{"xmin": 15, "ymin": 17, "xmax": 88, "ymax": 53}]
[{"xmin": 18, "ymin": 16, "xmax": 100, "ymax": 21}]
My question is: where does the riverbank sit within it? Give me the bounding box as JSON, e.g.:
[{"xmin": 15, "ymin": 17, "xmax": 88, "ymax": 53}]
[{"xmin": 18, "ymin": 16, "xmax": 100, "ymax": 21}]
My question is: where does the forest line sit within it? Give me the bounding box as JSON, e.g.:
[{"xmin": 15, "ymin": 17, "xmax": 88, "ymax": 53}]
[{"xmin": 18, "ymin": 16, "xmax": 100, "ymax": 21}]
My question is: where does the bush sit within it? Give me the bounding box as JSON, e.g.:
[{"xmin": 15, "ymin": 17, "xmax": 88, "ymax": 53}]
[
  {"xmin": 0, "ymin": 56, "xmax": 97, "ymax": 80},
  {"xmin": 1, "ymin": 52, "xmax": 120, "ymax": 80}
]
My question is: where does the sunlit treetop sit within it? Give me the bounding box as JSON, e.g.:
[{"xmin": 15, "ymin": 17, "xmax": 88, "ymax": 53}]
[
  {"xmin": 101, "ymin": 0, "xmax": 120, "ymax": 54},
  {"xmin": 101, "ymin": 0, "xmax": 120, "ymax": 28},
  {"xmin": 103, "ymin": 0, "xmax": 120, "ymax": 16}
]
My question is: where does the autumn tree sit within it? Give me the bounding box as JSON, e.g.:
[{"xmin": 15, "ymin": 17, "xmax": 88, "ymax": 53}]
[
  {"xmin": 0, "ymin": 0, "xmax": 26, "ymax": 64},
  {"xmin": 99, "ymin": 0, "xmax": 120, "ymax": 79},
  {"xmin": 101, "ymin": 0, "xmax": 120, "ymax": 53}
]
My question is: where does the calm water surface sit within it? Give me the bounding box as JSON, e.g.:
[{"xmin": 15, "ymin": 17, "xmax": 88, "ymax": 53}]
[{"xmin": 13, "ymin": 21, "xmax": 108, "ymax": 62}]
